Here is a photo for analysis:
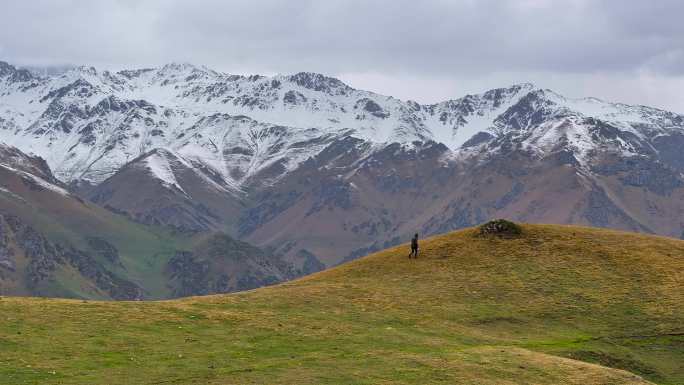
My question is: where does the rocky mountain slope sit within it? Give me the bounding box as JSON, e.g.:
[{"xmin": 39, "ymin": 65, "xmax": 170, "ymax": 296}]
[
  {"xmin": 1, "ymin": 60, "xmax": 684, "ymax": 267},
  {"xmin": 0, "ymin": 143, "xmax": 296, "ymax": 299}
]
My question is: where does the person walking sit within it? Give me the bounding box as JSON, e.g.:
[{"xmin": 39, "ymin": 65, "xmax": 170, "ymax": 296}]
[{"xmin": 409, "ymin": 233, "xmax": 419, "ymax": 258}]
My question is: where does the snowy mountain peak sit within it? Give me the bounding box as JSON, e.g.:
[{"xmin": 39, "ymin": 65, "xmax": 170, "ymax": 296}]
[
  {"xmin": 0, "ymin": 60, "xmax": 683, "ymax": 187},
  {"xmin": 0, "ymin": 61, "xmax": 35, "ymax": 83},
  {"xmin": 0, "ymin": 61, "xmax": 15, "ymax": 77},
  {"xmin": 156, "ymin": 62, "xmax": 217, "ymax": 78},
  {"xmin": 73, "ymin": 65, "xmax": 98, "ymax": 76},
  {"xmin": 138, "ymin": 148, "xmax": 188, "ymax": 194},
  {"xmin": 131, "ymin": 147, "xmax": 241, "ymax": 197},
  {"xmin": 286, "ymin": 72, "xmax": 354, "ymax": 95}
]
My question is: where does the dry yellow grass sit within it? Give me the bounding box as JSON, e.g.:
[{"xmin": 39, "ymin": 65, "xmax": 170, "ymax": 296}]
[{"xmin": 1, "ymin": 224, "xmax": 682, "ymax": 384}]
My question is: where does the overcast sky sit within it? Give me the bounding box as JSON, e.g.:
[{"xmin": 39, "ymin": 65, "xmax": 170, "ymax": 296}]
[{"xmin": 1, "ymin": 0, "xmax": 683, "ymax": 112}]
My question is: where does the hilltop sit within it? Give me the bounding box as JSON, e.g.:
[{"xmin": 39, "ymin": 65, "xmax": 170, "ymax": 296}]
[{"xmin": 1, "ymin": 223, "xmax": 682, "ymax": 384}]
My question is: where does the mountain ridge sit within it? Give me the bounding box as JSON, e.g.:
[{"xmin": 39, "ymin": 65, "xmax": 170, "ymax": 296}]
[
  {"xmin": 2, "ymin": 59, "xmax": 681, "ymax": 185},
  {"xmin": 2, "ymin": 59, "xmax": 684, "ymax": 267}
]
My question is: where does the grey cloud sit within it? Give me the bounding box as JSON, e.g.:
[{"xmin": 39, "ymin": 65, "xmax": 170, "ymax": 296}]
[{"xmin": 0, "ymin": 0, "xmax": 683, "ymax": 111}]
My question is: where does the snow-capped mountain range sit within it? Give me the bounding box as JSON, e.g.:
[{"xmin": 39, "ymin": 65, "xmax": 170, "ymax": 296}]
[
  {"xmin": 2, "ymin": 59, "xmax": 684, "ymax": 268},
  {"xmin": 2, "ymin": 60, "xmax": 682, "ymax": 189}
]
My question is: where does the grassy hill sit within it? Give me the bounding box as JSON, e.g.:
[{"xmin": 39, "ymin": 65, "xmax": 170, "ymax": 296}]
[{"xmin": 1, "ymin": 224, "xmax": 682, "ymax": 384}]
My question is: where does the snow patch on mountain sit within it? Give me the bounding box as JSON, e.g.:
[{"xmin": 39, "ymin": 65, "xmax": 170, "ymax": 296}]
[
  {"xmin": 0, "ymin": 163, "xmax": 71, "ymax": 197},
  {"xmin": 142, "ymin": 150, "xmax": 187, "ymax": 195}
]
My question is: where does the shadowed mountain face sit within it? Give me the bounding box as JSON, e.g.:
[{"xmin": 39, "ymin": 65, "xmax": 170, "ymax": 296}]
[
  {"xmin": 0, "ymin": 212, "xmax": 143, "ymax": 299},
  {"xmin": 1, "ymin": 60, "xmax": 684, "ymax": 268}
]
